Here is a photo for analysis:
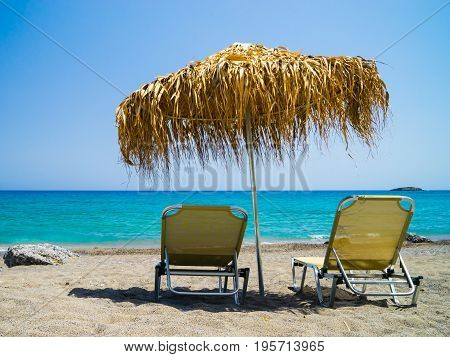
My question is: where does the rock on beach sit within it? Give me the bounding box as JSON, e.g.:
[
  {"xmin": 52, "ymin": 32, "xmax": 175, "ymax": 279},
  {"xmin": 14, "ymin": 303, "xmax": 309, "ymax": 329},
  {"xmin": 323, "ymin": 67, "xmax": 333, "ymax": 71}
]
[{"xmin": 3, "ymin": 244, "xmax": 79, "ymax": 268}]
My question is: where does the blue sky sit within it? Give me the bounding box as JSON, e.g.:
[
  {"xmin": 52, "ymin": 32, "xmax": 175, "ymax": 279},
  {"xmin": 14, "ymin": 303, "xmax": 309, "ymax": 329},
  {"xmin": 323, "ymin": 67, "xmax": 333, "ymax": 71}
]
[{"xmin": 0, "ymin": 0, "xmax": 449, "ymax": 190}]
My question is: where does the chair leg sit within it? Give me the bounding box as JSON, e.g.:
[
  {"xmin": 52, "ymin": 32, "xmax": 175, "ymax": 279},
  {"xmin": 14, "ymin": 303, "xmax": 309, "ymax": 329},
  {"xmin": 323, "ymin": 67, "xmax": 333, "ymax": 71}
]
[
  {"xmin": 155, "ymin": 263, "xmax": 162, "ymax": 303},
  {"xmin": 299, "ymin": 266, "xmax": 307, "ymax": 292},
  {"xmin": 241, "ymin": 268, "xmax": 250, "ymax": 304},
  {"xmin": 312, "ymin": 266, "xmax": 324, "ymax": 306},
  {"xmin": 233, "ymin": 276, "xmax": 240, "ymax": 305},
  {"xmin": 234, "ymin": 281, "xmax": 239, "ymax": 305},
  {"xmin": 388, "ymin": 278, "xmax": 400, "ymax": 306},
  {"xmin": 223, "ymin": 276, "xmax": 228, "ymax": 292},
  {"xmin": 218, "ymin": 276, "xmax": 223, "ymax": 293},
  {"xmin": 292, "ymin": 259, "xmax": 307, "ymax": 292},
  {"xmin": 232, "ymin": 254, "xmax": 240, "ymax": 305},
  {"xmin": 327, "ymin": 276, "xmax": 338, "ymax": 308},
  {"xmin": 291, "ymin": 258, "xmax": 297, "ymax": 287},
  {"xmin": 411, "ymin": 286, "xmax": 420, "ymax": 306},
  {"xmin": 389, "ymin": 280, "xmax": 421, "ymax": 307},
  {"xmin": 312, "ymin": 272, "xmax": 337, "ymax": 308},
  {"xmin": 360, "ymin": 270, "xmax": 369, "ymax": 293}
]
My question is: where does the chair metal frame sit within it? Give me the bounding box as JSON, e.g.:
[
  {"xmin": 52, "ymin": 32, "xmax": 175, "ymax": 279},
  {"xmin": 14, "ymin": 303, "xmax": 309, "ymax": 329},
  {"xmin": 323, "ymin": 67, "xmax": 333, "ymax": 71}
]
[
  {"xmin": 155, "ymin": 205, "xmax": 250, "ymax": 305},
  {"xmin": 291, "ymin": 196, "xmax": 423, "ymax": 307}
]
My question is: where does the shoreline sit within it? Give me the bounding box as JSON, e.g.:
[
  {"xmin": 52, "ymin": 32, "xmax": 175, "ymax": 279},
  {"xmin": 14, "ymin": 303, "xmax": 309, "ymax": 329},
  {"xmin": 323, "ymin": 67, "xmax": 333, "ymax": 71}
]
[
  {"xmin": 0, "ymin": 240, "xmax": 446, "ymax": 256},
  {"xmin": 0, "ymin": 236, "xmax": 450, "ymax": 255},
  {"xmin": 0, "ymin": 233, "xmax": 450, "ymax": 254},
  {"xmin": 72, "ymin": 239, "xmax": 450, "ymax": 255}
]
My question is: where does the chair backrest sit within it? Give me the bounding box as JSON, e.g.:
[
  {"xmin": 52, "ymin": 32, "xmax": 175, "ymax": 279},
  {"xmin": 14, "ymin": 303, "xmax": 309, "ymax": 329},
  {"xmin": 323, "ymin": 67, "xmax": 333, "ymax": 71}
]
[
  {"xmin": 161, "ymin": 205, "xmax": 248, "ymax": 267},
  {"xmin": 324, "ymin": 196, "xmax": 414, "ymax": 271}
]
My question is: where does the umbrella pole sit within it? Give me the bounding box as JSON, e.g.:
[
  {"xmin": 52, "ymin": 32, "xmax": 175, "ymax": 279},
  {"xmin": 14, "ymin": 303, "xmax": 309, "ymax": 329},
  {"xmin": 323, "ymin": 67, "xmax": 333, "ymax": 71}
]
[{"xmin": 245, "ymin": 112, "xmax": 265, "ymax": 296}]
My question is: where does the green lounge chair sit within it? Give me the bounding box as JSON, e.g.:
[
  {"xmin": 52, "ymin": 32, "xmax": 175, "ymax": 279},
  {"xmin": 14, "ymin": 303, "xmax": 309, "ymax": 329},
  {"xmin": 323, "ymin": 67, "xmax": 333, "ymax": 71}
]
[
  {"xmin": 292, "ymin": 196, "xmax": 423, "ymax": 307},
  {"xmin": 155, "ymin": 205, "xmax": 250, "ymax": 305}
]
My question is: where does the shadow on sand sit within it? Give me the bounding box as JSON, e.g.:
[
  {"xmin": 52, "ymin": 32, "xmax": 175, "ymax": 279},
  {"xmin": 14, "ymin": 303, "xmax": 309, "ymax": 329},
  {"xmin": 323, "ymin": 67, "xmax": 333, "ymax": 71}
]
[{"xmin": 68, "ymin": 284, "xmax": 392, "ymax": 312}]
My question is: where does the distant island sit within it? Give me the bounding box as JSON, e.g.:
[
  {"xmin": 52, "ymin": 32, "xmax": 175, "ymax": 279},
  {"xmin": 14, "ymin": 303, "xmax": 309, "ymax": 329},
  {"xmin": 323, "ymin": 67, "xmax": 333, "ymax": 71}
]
[{"xmin": 390, "ymin": 187, "xmax": 424, "ymax": 191}]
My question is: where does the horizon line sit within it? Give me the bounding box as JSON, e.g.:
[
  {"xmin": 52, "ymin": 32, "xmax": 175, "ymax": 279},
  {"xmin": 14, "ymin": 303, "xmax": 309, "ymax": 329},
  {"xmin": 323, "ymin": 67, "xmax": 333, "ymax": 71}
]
[{"xmin": 0, "ymin": 189, "xmax": 445, "ymax": 192}]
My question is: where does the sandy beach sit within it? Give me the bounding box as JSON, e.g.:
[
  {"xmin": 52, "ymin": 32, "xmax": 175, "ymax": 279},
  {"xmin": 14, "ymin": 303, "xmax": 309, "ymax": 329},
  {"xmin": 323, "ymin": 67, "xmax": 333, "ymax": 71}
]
[{"xmin": 0, "ymin": 242, "xmax": 449, "ymax": 337}]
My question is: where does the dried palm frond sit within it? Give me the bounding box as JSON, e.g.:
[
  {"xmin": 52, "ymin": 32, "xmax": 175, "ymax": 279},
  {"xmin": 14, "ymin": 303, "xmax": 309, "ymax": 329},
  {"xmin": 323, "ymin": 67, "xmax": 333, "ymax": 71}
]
[{"xmin": 116, "ymin": 43, "xmax": 389, "ymax": 176}]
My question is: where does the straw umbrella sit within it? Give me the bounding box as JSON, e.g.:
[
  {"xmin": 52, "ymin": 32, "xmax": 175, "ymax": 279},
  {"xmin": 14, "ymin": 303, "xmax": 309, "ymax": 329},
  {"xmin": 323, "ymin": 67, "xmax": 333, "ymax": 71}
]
[{"xmin": 116, "ymin": 43, "xmax": 389, "ymax": 296}]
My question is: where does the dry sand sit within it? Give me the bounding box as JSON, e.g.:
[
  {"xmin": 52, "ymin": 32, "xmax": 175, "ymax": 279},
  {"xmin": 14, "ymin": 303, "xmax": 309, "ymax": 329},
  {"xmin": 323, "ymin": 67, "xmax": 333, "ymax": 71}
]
[{"xmin": 0, "ymin": 242, "xmax": 449, "ymax": 337}]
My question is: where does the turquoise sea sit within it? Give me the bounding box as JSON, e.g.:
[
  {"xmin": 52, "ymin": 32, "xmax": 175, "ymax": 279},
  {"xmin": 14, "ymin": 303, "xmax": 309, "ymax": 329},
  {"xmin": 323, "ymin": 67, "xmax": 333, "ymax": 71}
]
[{"xmin": 0, "ymin": 191, "xmax": 449, "ymax": 248}]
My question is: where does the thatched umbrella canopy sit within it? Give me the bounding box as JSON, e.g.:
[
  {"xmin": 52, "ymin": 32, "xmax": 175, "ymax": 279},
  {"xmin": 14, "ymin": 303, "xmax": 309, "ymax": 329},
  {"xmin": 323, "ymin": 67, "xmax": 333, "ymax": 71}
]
[{"xmin": 116, "ymin": 43, "xmax": 389, "ymax": 295}]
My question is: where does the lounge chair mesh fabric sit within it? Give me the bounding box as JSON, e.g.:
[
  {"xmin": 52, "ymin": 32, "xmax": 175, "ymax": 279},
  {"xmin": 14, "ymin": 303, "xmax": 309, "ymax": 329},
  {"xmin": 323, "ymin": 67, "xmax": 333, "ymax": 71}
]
[
  {"xmin": 161, "ymin": 205, "xmax": 246, "ymax": 266},
  {"xmin": 297, "ymin": 196, "xmax": 412, "ymax": 271},
  {"xmin": 292, "ymin": 196, "xmax": 421, "ymax": 307}
]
